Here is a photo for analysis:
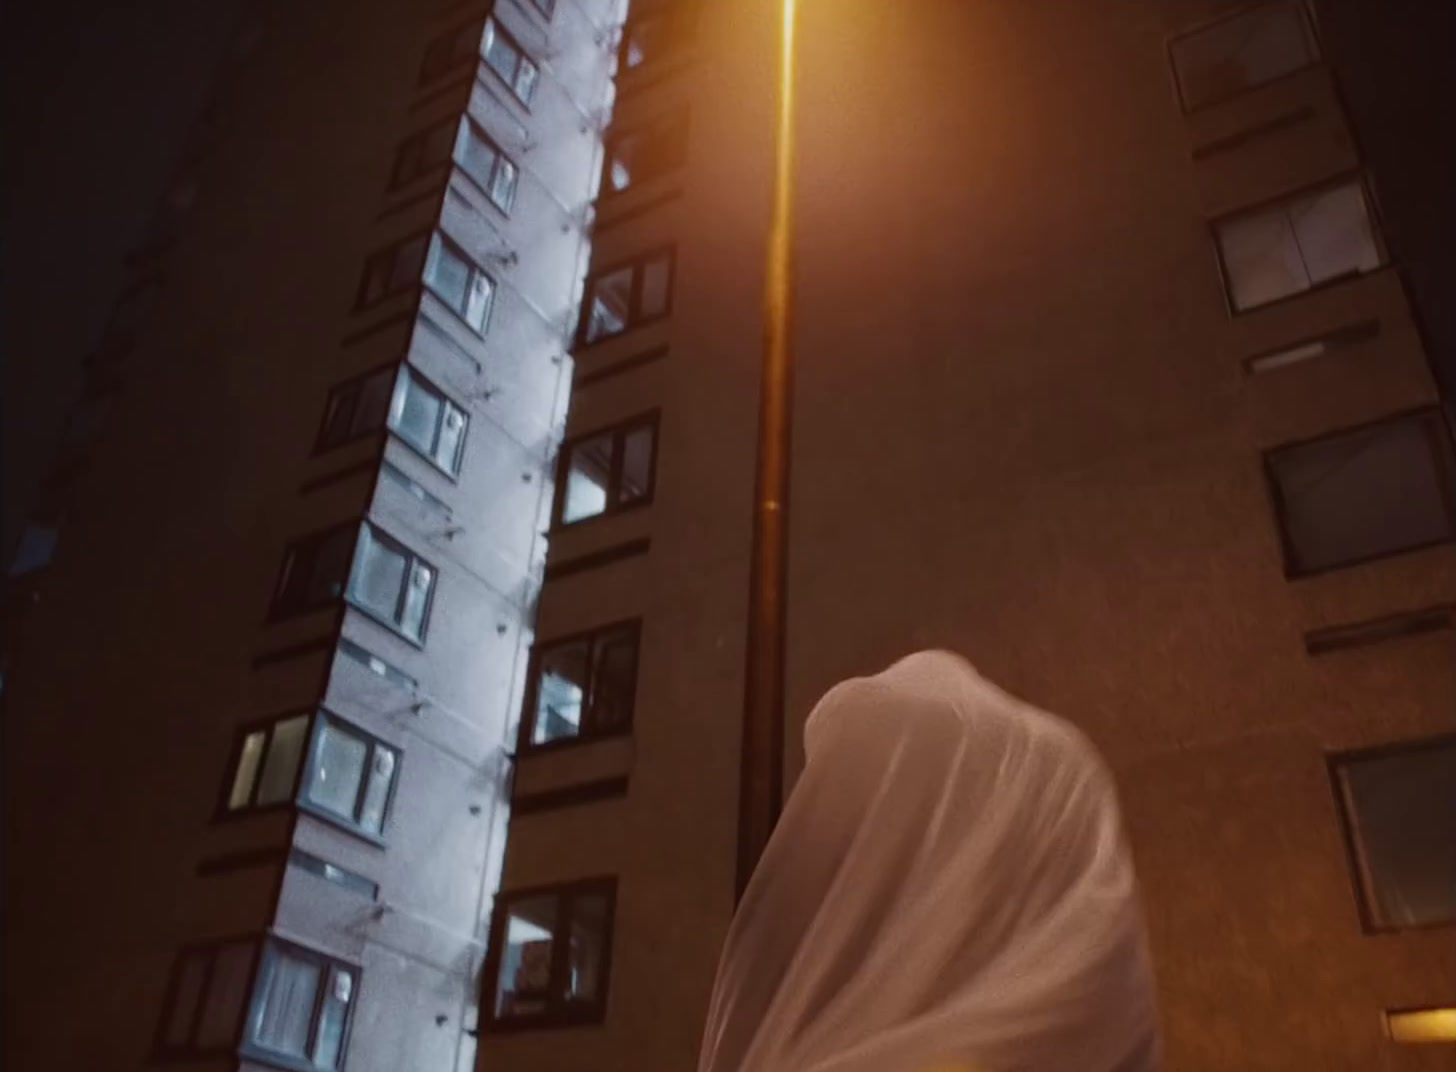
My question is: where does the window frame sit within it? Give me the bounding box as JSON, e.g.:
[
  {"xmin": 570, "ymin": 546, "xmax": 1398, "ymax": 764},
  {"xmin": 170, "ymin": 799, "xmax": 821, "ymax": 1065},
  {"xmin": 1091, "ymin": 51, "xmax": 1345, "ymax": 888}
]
[
  {"xmin": 575, "ymin": 246, "xmax": 676, "ymax": 347},
  {"xmin": 480, "ymin": 15, "xmax": 539, "ymax": 106},
  {"xmin": 1261, "ymin": 406, "xmax": 1456, "ymax": 579},
  {"xmin": 525, "ymin": 0, "xmax": 556, "ymax": 23},
  {"xmin": 214, "ymin": 709, "xmax": 316, "ymax": 821},
  {"xmin": 482, "ymin": 876, "xmax": 617, "ymax": 1032},
  {"xmin": 240, "ymin": 935, "xmax": 362, "ymax": 1072},
  {"xmin": 424, "ymin": 230, "xmax": 496, "ymax": 336},
  {"xmin": 268, "ymin": 520, "xmax": 361, "ymax": 622},
  {"xmin": 599, "ymin": 111, "xmax": 691, "ymax": 200},
  {"xmin": 1167, "ymin": 1, "xmax": 1322, "ymax": 114},
  {"xmin": 616, "ymin": 5, "xmax": 696, "ymax": 77},
  {"xmin": 552, "ymin": 410, "xmax": 660, "ymax": 529},
  {"xmin": 518, "ymin": 620, "xmax": 642, "ymax": 753},
  {"xmin": 453, "ymin": 116, "xmax": 519, "ymax": 214},
  {"xmin": 296, "ymin": 709, "xmax": 403, "ymax": 844},
  {"xmin": 390, "ymin": 364, "xmax": 470, "ymax": 478},
  {"xmin": 1327, "ymin": 732, "xmax": 1456, "ymax": 934},
  {"xmin": 313, "ymin": 361, "xmax": 398, "ymax": 454},
  {"xmin": 353, "ymin": 229, "xmax": 431, "ymax": 313},
  {"xmin": 388, "ymin": 115, "xmax": 459, "ymax": 191},
  {"xmin": 1210, "ymin": 173, "xmax": 1388, "ymax": 315},
  {"xmin": 153, "ymin": 935, "xmax": 262, "ymax": 1061},
  {"xmin": 347, "ymin": 522, "xmax": 439, "ymax": 644}
]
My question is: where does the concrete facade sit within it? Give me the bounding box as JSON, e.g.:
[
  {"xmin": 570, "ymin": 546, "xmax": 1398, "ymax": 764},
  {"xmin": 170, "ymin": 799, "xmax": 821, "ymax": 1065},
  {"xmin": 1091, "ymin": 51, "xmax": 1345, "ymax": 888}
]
[{"xmin": 486, "ymin": 2, "xmax": 1454, "ymax": 1071}]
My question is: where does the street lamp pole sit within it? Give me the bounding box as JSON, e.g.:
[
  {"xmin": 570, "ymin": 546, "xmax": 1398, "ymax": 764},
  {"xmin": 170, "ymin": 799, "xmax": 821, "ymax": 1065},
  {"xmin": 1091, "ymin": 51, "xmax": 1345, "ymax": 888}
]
[{"xmin": 736, "ymin": 0, "xmax": 799, "ymax": 901}]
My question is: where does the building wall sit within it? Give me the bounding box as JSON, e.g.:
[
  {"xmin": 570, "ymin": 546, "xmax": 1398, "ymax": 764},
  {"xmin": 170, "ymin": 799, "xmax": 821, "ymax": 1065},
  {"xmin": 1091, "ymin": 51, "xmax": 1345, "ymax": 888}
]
[{"xmin": 488, "ymin": 2, "xmax": 1454, "ymax": 1072}]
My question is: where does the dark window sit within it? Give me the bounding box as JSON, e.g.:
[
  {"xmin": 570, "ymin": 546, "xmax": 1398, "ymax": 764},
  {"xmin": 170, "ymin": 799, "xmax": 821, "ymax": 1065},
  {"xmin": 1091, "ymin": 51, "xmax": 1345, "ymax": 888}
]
[
  {"xmin": 1170, "ymin": 2, "xmax": 1320, "ymax": 111},
  {"xmin": 420, "ymin": 17, "xmax": 485, "ymax": 85},
  {"xmin": 1214, "ymin": 177, "xmax": 1383, "ymax": 312},
  {"xmin": 482, "ymin": 17, "xmax": 539, "ymax": 103},
  {"xmin": 392, "ymin": 366, "xmax": 468, "ymax": 475},
  {"xmin": 156, "ymin": 939, "xmax": 258, "ymax": 1058},
  {"xmin": 300, "ymin": 713, "xmax": 400, "ymax": 838},
  {"xmin": 602, "ymin": 113, "xmax": 689, "ymax": 196},
  {"xmin": 317, "ymin": 365, "xmax": 395, "ymax": 450},
  {"xmin": 316, "ymin": 364, "xmax": 468, "ymax": 475},
  {"xmin": 578, "ymin": 249, "xmax": 674, "ymax": 345},
  {"xmin": 425, "ymin": 231, "xmax": 495, "ymax": 334},
  {"xmin": 390, "ymin": 116, "xmax": 459, "ymax": 188},
  {"xmin": 455, "ymin": 119, "xmax": 519, "ymax": 212},
  {"xmin": 242, "ymin": 938, "xmax": 358, "ymax": 1070},
  {"xmin": 1265, "ymin": 409, "xmax": 1455, "ymax": 576},
  {"xmin": 485, "ymin": 878, "xmax": 615, "ymax": 1029},
  {"xmin": 221, "ymin": 712, "xmax": 312, "ymax": 815},
  {"xmin": 348, "ymin": 523, "xmax": 437, "ymax": 641},
  {"xmin": 555, "ymin": 412, "xmax": 658, "ymax": 526},
  {"xmin": 619, "ymin": 7, "xmax": 695, "ymax": 72},
  {"xmin": 8, "ymin": 523, "xmax": 59, "ymax": 578},
  {"xmin": 522, "ymin": 622, "xmax": 640, "ymax": 749},
  {"xmin": 289, "ymin": 849, "xmax": 380, "ymax": 900},
  {"xmin": 270, "ymin": 523, "xmax": 359, "ymax": 620},
  {"xmin": 356, "ymin": 231, "xmax": 430, "ymax": 311},
  {"xmin": 1332, "ymin": 735, "xmax": 1456, "ymax": 930}
]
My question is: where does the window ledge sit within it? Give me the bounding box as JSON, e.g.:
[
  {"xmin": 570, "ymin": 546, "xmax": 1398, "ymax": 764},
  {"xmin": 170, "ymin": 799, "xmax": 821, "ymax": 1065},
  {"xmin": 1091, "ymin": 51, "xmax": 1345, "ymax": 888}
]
[{"xmin": 296, "ymin": 800, "xmax": 389, "ymax": 849}]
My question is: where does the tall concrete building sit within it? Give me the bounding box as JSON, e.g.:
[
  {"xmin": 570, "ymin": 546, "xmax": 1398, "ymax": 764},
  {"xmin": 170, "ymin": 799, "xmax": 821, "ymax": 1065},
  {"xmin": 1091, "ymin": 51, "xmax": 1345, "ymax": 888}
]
[{"xmin": 5, "ymin": 2, "xmax": 1455, "ymax": 1072}]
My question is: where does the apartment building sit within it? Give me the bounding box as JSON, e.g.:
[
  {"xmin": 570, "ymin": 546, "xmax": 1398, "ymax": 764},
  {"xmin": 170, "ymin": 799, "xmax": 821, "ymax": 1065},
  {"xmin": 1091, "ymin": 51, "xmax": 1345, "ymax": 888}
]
[
  {"xmin": 479, "ymin": 2, "xmax": 1455, "ymax": 1071},
  {"xmin": 3, "ymin": 1, "xmax": 622, "ymax": 1070}
]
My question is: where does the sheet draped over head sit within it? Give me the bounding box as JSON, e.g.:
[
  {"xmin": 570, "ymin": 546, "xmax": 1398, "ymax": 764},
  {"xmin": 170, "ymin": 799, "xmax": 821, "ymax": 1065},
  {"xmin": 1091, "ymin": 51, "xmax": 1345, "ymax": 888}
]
[{"xmin": 698, "ymin": 651, "xmax": 1161, "ymax": 1072}]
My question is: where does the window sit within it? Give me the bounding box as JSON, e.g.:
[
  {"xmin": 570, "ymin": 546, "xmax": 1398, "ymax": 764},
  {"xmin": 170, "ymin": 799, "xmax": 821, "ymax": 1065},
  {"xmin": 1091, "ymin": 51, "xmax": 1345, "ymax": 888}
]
[
  {"xmin": 1386, "ymin": 1007, "xmax": 1456, "ymax": 1045},
  {"xmin": 222, "ymin": 713, "xmax": 311, "ymax": 815},
  {"xmin": 526, "ymin": 0, "xmax": 555, "ymax": 21},
  {"xmin": 1170, "ymin": 2, "xmax": 1320, "ymax": 111},
  {"xmin": 578, "ymin": 249, "xmax": 674, "ymax": 344},
  {"xmin": 348, "ymin": 523, "xmax": 437, "ymax": 641},
  {"xmin": 619, "ymin": 8, "xmax": 695, "ymax": 72},
  {"xmin": 289, "ymin": 849, "xmax": 380, "ymax": 900},
  {"xmin": 1332, "ymin": 735, "xmax": 1456, "ymax": 930},
  {"xmin": 486, "ymin": 879, "xmax": 615, "ymax": 1028},
  {"xmin": 317, "ymin": 366, "xmax": 396, "ymax": 450},
  {"xmin": 315, "ymin": 364, "xmax": 468, "ymax": 475},
  {"xmin": 602, "ymin": 113, "xmax": 689, "ymax": 196},
  {"xmin": 156, "ymin": 939, "xmax": 258, "ymax": 1057},
  {"xmin": 300, "ymin": 713, "xmax": 399, "ymax": 837},
  {"xmin": 270, "ymin": 523, "xmax": 359, "ymax": 620},
  {"xmin": 356, "ymin": 232, "xmax": 430, "ymax": 311},
  {"xmin": 454, "ymin": 120, "xmax": 519, "ymax": 212},
  {"xmin": 420, "ymin": 17, "xmax": 485, "ymax": 85},
  {"xmin": 390, "ymin": 117, "xmax": 458, "ymax": 189},
  {"xmin": 482, "ymin": 17, "xmax": 539, "ymax": 104},
  {"xmin": 555, "ymin": 413, "xmax": 658, "ymax": 526},
  {"xmin": 390, "ymin": 366, "xmax": 468, "ymax": 475},
  {"xmin": 522, "ymin": 622, "xmax": 640, "ymax": 748},
  {"xmin": 1264, "ymin": 409, "xmax": 1455, "ymax": 576},
  {"xmin": 243, "ymin": 938, "xmax": 357, "ymax": 1070},
  {"xmin": 1214, "ymin": 178, "xmax": 1383, "ymax": 312},
  {"xmin": 425, "ymin": 231, "xmax": 494, "ymax": 334}
]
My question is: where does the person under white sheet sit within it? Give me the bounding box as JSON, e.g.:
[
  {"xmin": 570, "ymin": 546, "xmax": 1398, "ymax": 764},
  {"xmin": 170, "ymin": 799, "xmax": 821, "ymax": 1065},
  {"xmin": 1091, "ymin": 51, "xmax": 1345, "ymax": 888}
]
[{"xmin": 697, "ymin": 650, "xmax": 1161, "ymax": 1072}]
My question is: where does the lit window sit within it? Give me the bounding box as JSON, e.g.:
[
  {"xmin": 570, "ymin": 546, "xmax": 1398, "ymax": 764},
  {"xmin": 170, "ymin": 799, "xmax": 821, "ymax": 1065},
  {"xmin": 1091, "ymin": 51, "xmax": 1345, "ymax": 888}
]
[
  {"xmin": 425, "ymin": 232, "xmax": 495, "ymax": 334},
  {"xmin": 223, "ymin": 713, "xmax": 311, "ymax": 813},
  {"xmin": 619, "ymin": 8, "xmax": 694, "ymax": 72},
  {"xmin": 301, "ymin": 714, "xmax": 399, "ymax": 836},
  {"xmin": 1332, "ymin": 736, "xmax": 1456, "ymax": 929},
  {"xmin": 1387, "ymin": 1007, "xmax": 1456, "ymax": 1045},
  {"xmin": 1264, "ymin": 409, "xmax": 1454, "ymax": 576},
  {"xmin": 391, "ymin": 365, "xmax": 468, "ymax": 475},
  {"xmin": 317, "ymin": 365, "xmax": 396, "ymax": 450},
  {"xmin": 602, "ymin": 113, "xmax": 689, "ymax": 196},
  {"xmin": 244, "ymin": 939, "xmax": 357, "ymax": 1070},
  {"xmin": 348, "ymin": 523, "xmax": 436, "ymax": 641},
  {"xmin": 157, "ymin": 940, "xmax": 257, "ymax": 1057},
  {"xmin": 270, "ymin": 523, "xmax": 359, "ymax": 620},
  {"xmin": 420, "ymin": 17, "xmax": 485, "ymax": 85},
  {"xmin": 556, "ymin": 413, "xmax": 658, "ymax": 525},
  {"xmin": 486, "ymin": 880, "xmax": 615, "ymax": 1027},
  {"xmin": 483, "ymin": 17, "xmax": 539, "ymax": 103},
  {"xmin": 356, "ymin": 232, "xmax": 430, "ymax": 310},
  {"xmin": 524, "ymin": 622, "xmax": 639, "ymax": 748},
  {"xmin": 454, "ymin": 120, "xmax": 519, "ymax": 212},
  {"xmin": 1215, "ymin": 178, "xmax": 1383, "ymax": 311},
  {"xmin": 579, "ymin": 249, "xmax": 674, "ymax": 344},
  {"xmin": 1170, "ymin": 2, "xmax": 1319, "ymax": 111}
]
